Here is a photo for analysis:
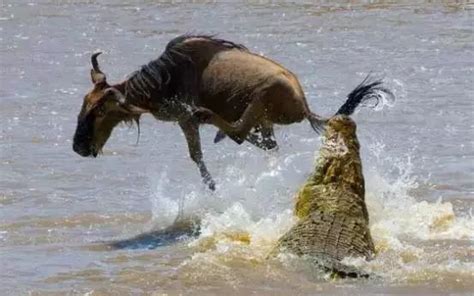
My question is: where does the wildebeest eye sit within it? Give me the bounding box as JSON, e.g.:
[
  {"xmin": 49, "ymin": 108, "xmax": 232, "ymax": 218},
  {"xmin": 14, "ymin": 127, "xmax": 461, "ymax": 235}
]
[{"xmin": 96, "ymin": 104, "xmax": 106, "ymax": 117}]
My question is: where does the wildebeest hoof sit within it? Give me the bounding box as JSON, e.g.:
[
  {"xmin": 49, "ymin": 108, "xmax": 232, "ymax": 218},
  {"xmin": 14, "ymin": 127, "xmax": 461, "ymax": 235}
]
[
  {"xmin": 261, "ymin": 139, "xmax": 278, "ymax": 151},
  {"xmin": 228, "ymin": 134, "xmax": 244, "ymax": 145},
  {"xmin": 193, "ymin": 107, "xmax": 214, "ymax": 124},
  {"xmin": 214, "ymin": 130, "xmax": 227, "ymax": 143},
  {"xmin": 207, "ymin": 179, "xmax": 216, "ymax": 191}
]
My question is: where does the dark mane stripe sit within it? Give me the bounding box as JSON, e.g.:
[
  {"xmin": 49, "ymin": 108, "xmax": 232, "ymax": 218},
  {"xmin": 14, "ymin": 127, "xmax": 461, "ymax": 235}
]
[
  {"xmin": 125, "ymin": 35, "xmax": 247, "ymax": 101},
  {"xmin": 165, "ymin": 34, "xmax": 248, "ymax": 51}
]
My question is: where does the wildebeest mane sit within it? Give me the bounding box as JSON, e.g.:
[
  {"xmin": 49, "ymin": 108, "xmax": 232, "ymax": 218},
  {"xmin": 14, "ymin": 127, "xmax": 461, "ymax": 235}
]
[{"xmin": 125, "ymin": 34, "xmax": 247, "ymax": 104}]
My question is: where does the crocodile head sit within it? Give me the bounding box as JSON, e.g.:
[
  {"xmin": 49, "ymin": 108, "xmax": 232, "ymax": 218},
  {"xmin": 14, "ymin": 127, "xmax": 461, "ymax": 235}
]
[{"xmin": 295, "ymin": 115, "xmax": 364, "ymax": 219}]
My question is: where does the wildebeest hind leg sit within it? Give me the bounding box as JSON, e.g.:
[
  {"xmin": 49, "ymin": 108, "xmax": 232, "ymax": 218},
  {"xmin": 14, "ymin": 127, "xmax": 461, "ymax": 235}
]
[
  {"xmin": 214, "ymin": 125, "xmax": 278, "ymax": 150},
  {"xmin": 179, "ymin": 120, "xmax": 216, "ymax": 191},
  {"xmin": 246, "ymin": 125, "xmax": 278, "ymax": 150},
  {"xmin": 194, "ymin": 99, "xmax": 266, "ymax": 145}
]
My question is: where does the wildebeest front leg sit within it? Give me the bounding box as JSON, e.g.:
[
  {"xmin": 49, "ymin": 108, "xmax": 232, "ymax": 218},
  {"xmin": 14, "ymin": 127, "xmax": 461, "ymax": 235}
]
[{"xmin": 179, "ymin": 120, "xmax": 216, "ymax": 191}]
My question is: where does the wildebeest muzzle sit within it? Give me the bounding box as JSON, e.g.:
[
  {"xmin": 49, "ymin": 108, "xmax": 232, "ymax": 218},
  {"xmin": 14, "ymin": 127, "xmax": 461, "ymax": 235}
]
[{"xmin": 72, "ymin": 113, "xmax": 96, "ymax": 157}]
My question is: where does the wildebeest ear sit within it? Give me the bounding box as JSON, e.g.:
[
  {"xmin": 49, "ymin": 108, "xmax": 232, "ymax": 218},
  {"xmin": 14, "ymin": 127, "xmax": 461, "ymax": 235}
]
[
  {"xmin": 91, "ymin": 69, "xmax": 106, "ymax": 84},
  {"xmin": 90, "ymin": 52, "xmax": 107, "ymax": 84}
]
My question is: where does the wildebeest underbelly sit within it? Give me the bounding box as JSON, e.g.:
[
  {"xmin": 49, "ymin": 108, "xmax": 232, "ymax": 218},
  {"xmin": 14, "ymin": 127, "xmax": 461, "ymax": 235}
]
[{"xmin": 199, "ymin": 87, "xmax": 257, "ymax": 121}]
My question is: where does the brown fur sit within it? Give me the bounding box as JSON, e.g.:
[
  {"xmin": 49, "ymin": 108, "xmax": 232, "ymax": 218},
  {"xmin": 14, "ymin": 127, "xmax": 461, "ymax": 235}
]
[{"xmin": 72, "ymin": 35, "xmax": 392, "ymax": 190}]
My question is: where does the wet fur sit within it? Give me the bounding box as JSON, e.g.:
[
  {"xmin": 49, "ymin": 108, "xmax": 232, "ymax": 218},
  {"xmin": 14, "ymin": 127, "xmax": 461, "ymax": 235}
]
[{"xmin": 73, "ymin": 35, "xmax": 393, "ymax": 190}]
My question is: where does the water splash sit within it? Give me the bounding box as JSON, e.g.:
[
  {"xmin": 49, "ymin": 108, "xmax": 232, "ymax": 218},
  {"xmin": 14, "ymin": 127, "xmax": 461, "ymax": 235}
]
[
  {"xmin": 364, "ymin": 143, "xmax": 473, "ymax": 242},
  {"xmin": 146, "ymin": 135, "xmax": 474, "ymax": 284},
  {"xmin": 149, "ymin": 171, "xmax": 180, "ymax": 226}
]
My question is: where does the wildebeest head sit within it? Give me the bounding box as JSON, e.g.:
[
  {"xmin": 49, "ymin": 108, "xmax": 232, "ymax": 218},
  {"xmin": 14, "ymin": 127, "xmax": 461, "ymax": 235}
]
[{"xmin": 72, "ymin": 53, "xmax": 144, "ymax": 157}]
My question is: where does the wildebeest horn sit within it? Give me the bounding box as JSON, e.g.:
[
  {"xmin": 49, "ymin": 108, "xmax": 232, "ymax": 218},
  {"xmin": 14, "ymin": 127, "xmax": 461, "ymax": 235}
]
[
  {"xmin": 91, "ymin": 52, "xmax": 103, "ymax": 73},
  {"xmin": 90, "ymin": 52, "xmax": 106, "ymax": 84}
]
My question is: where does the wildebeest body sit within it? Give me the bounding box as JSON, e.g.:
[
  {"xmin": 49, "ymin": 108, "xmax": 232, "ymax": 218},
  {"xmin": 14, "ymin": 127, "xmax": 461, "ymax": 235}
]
[
  {"xmin": 72, "ymin": 35, "xmax": 393, "ymax": 190},
  {"xmin": 134, "ymin": 39, "xmax": 309, "ymax": 127},
  {"xmin": 199, "ymin": 50, "xmax": 306, "ymax": 122}
]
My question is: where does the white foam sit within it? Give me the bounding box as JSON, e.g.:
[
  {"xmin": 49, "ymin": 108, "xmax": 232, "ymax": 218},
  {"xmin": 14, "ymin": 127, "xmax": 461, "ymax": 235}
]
[
  {"xmin": 196, "ymin": 202, "xmax": 295, "ymax": 246},
  {"xmin": 364, "ymin": 143, "xmax": 474, "ymax": 242},
  {"xmin": 147, "ymin": 128, "xmax": 473, "ymax": 280},
  {"xmin": 149, "ymin": 171, "xmax": 180, "ymax": 227}
]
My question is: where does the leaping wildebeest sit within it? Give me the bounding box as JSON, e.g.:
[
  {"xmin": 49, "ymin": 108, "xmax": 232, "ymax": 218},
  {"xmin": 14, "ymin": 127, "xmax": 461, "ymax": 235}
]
[{"xmin": 72, "ymin": 35, "xmax": 393, "ymax": 190}]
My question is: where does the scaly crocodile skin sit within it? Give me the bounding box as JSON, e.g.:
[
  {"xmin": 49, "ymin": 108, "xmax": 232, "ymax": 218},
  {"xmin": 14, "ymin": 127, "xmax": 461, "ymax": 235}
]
[{"xmin": 272, "ymin": 115, "xmax": 375, "ymax": 277}]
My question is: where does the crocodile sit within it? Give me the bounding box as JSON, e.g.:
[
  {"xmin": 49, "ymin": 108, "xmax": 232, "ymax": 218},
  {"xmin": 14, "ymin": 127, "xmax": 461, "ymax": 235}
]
[{"xmin": 271, "ymin": 115, "xmax": 375, "ymax": 278}]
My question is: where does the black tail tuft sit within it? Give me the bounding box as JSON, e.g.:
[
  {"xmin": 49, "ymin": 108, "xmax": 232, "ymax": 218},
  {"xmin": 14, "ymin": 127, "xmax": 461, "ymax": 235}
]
[{"xmin": 335, "ymin": 74, "xmax": 394, "ymax": 116}]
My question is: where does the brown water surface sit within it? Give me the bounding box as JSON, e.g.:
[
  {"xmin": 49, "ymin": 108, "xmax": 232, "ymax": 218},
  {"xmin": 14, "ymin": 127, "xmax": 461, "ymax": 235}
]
[{"xmin": 1, "ymin": 1, "xmax": 473, "ymax": 295}]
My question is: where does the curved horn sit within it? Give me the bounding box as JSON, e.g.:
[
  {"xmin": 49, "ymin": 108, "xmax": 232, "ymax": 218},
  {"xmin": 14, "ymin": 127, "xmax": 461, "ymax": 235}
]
[
  {"xmin": 91, "ymin": 52, "xmax": 103, "ymax": 73},
  {"xmin": 91, "ymin": 52, "xmax": 106, "ymax": 84}
]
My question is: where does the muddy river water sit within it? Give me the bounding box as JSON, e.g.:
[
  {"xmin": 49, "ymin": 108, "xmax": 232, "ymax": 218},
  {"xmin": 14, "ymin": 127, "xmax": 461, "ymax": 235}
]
[{"xmin": 1, "ymin": 1, "xmax": 473, "ymax": 295}]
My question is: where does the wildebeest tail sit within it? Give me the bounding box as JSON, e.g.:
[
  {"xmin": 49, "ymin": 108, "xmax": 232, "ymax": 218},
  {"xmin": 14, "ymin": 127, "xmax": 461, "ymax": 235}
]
[
  {"xmin": 335, "ymin": 74, "xmax": 394, "ymax": 116},
  {"xmin": 307, "ymin": 112, "xmax": 326, "ymax": 134}
]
